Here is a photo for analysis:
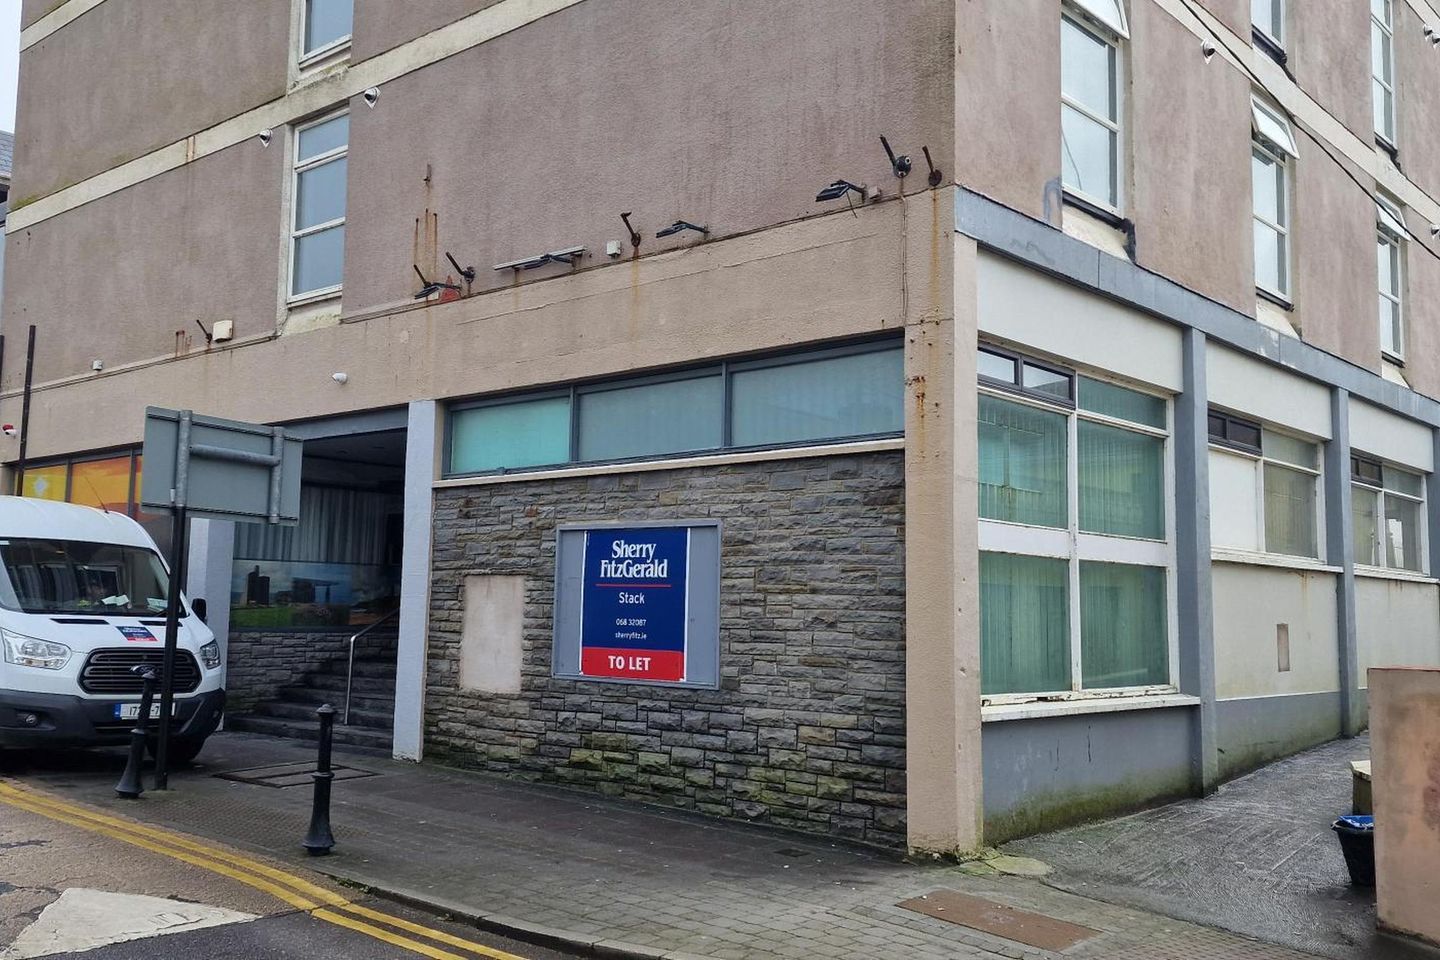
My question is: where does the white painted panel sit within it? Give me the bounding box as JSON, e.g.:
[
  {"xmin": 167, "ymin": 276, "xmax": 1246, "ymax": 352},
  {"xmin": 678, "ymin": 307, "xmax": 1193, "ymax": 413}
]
[
  {"xmin": 1207, "ymin": 345, "xmax": 1331, "ymax": 439},
  {"xmin": 976, "ymin": 253, "xmax": 1183, "ymax": 391},
  {"xmin": 394, "ymin": 400, "xmax": 437, "ymax": 762},
  {"xmin": 461, "ymin": 575, "xmax": 525, "ymax": 694},
  {"xmin": 1212, "ymin": 561, "xmax": 1340, "ymax": 698},
  {"xmin": 1209, "ymin": 451, "xmax": 1260, "ymax": 552},
  {"xmin": 1356, "ymin": 576, "xmax": 1440, "ymax": 687},
  {"xmin": 1349, "ymin": 400, "xmax": 1434, "ymax": 472}
]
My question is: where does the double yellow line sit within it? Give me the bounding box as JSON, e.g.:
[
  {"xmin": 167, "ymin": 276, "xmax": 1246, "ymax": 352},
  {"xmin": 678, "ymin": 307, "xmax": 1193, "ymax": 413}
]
[{"xmin": 0, "ymin": 780, "xmax": 530, "ymax": 960}]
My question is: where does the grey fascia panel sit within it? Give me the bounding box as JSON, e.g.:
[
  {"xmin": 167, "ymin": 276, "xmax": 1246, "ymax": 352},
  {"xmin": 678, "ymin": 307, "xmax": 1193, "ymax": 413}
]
[{"xmin": 956, "ymin": 189, "xmax": 1440, "ymax": 427}]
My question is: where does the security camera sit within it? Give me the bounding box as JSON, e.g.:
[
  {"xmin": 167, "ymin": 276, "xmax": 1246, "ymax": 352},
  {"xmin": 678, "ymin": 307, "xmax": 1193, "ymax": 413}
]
[
  {"xmin": 331, "ymin": 372, "xmax": 349, "ymax": 385},
  {"xmin": 258, "ymin": 129, "xmax": 273, "ymax": 147},
  {"xmin": 1201, "ymin": 40, "xmax": 1217, "ymax": 63},
  {"xmin": 1430, "ymin": 224, "xmax": 1440, "ymax": 238},
  {"xmin": 2, "ymin": 425, "xmax": 16, "ymax": 438},
  {"xmin": 362, "ymin": 87, "xmax": 380, "ymax": 108}
]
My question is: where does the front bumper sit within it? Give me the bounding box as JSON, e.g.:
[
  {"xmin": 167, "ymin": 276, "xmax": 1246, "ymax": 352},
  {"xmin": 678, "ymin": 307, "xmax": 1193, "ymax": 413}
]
[{"xmin": 0, "ymin": 688, "xmax": 226, "ymax": 748}]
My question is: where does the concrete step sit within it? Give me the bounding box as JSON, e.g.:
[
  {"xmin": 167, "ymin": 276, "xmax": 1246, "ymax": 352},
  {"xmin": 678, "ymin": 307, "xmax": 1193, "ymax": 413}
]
[
  {"xmin": 278, "ymin": 685, "xmax": 395, "ymax": 714},
  {"xmin": 315, "ymin": 658, "xmax": 397, "ymax": 679},
  {"xmin": 226, "ymin": 714, "xmax": 392, "ymax": 751},
  {"xmin": 303, "ymin": 673, "xmax": 396, "ymax": 696},
  {"xmin": 250, "ymin": 699, "xmax": 394, "ymax": 730}
]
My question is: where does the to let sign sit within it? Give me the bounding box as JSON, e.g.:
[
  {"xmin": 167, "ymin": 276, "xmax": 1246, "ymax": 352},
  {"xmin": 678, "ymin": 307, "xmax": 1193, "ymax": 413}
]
[{"xmin": 553, "ymin": 521, "xmax": 721, "ymax": 689}]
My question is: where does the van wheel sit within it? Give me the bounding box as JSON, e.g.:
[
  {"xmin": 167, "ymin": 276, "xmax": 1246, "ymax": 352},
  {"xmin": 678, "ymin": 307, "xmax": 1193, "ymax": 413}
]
[{"xmin": 147, "ymin": 736, "xmax": 207, "ymax": 766}]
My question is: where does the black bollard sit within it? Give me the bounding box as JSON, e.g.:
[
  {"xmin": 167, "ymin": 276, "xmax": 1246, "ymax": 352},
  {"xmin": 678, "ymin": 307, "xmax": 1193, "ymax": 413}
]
[
  {"xmin": 115, "ymin": 666, "xmax": 159, "ymax": 799},
  {"xmin": 302, "ymin": 704, "xmax": 337, "ymax": 856}
]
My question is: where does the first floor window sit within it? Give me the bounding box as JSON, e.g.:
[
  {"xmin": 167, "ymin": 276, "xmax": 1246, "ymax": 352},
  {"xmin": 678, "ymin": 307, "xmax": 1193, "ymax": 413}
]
[
  {"xmin": 1377, "ymin": 198, "xmax": 1406, "ymax": 360},
  {"xmin": 290, "ymin": 112, "xmax": 349, "ymax": 299},
  {"xmin": 979, "ymin": 345, "xmax": 1173, "ymax": 698},
  {"xmin": 1251, "ymin": 0, "xmax": 1284, "ymax": 52},
  {"xmin": 302, "ymin": 0, "xmax": 353, "ymax": 59},
  {"xmin": 1251, "ymin": 96, "xmax": 1296, "ymax": 301},
  {"xmin": 1352, "ymin": 454, "xmax": 1426, "ymax": 572},
  {"xmin": 1061, "ymin": 5, "xmax": 1125, "ymax": 210},
  {"xmin": 1209, "ymin": 410, "xmax": 1322, "ymax": 559},
  {"xmin": 1372, "ymin": 0, "xmax": 1396, "ymax": 144}
]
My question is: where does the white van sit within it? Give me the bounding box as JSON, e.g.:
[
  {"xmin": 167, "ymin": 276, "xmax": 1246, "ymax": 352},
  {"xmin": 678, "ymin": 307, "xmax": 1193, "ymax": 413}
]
[{"xmin": 0, "ymin": 497, "xmax": 224, "ymax": 762}]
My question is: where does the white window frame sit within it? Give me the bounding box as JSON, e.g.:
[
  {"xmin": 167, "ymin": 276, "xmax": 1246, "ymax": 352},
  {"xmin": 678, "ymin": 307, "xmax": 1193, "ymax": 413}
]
[
  {"xmin": 298, "ymin": 0, "xmax": 353, "ymax": 69},
  {"xmin": 1352, "ymin": 456, "xmax": 1428, "ymax": 575},
  {"xmin": 978, "ymin": 351, "xmax": 1179, "ymax": 706},
  {"xmin": 1377, "ymin": 198, "xmax": 1406, "ymax": 362},
  {"xmin": 1060, "ymin": 7, "xmax": 1126, "ymax": 215},
  {"xmin": 287, "ymin": 109, "xmax": 348, "ymax": 304},
  {"xmin": 1251, "ymin": 137, "xmax": 1292, "ymax": 302},
  {"xmin": 1252, "ymin": 0, "xmax": 1285, "ymax": 50},
  {"xmin": 1209, "ymin": 417, "xmax": 1326, "ymax": 562},
  {"xmin": 1372, "ymin": 0, "xmax": 1397, "ymax": 146}
]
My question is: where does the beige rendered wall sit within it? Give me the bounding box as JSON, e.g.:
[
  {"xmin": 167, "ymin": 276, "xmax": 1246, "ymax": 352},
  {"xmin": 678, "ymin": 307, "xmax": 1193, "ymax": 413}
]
[
  {"xmin": 1212, "ymin": 563, "xmax": 1340, "ymax": 700},
  {"xmin": 1405, "ymin": 204, "xmax": 1440, "ymax": 400},
  {"xmin": 11, "ymin": 0, "xmax": 290, "ymax": 204},
  {"xmin": 20, "ymin": 0, "xmax": 65, "ymax": 29},
  {"xmin": 1370, "ymin": 667, "xmax": 1440, "ymax": 947},
  {"xmin": 352, "ymin": 0, "xmax": 504, "ymax": 60},
  {"xmin": 1395, "ymin": 1, "xmax": 1440, "ymax": 201},
  {"xmin": 1356, "ymin": 578, "xmax": 1440, "ymax": 687},
  {"xmin": 342, "ymin": 0, "xmax": 953, "ymax": 317},
  {"xmin": 1289, "ymin": 0, "xmax": 1374, "ymax": 144}
]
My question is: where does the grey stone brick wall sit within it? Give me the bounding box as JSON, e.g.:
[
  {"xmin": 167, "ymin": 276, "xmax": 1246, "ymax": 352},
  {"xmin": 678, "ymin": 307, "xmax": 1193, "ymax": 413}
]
[
  {"xmin": 426, "ymin": 452, "xmax": 908, "ymax": 846},
  {"xmin": 225, "ymin": 630, "xmax": 350, "ymax": 714}
]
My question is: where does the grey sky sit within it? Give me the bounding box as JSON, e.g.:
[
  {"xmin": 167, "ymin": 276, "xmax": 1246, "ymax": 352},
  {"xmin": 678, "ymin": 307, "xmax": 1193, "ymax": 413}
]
[{"xmin": 0, "ymin": 3, "xmax": 16, "ymax": 133}]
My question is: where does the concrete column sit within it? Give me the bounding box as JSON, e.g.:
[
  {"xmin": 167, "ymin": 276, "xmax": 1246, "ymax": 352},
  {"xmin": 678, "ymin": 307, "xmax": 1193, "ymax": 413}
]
[
  {"xmin": 1325, "ymin": 388, "xmax": 1362, "ymax": 736},
  {"xmin": 185, "ymin": 518, "xmax": 235, "ymax": 687},
  {"xmin": 1174, "ymin": 328, "xmax": 1218, "ymax": 793},
  {"xmin": 1427, "ymin": 429, "xmax": 1440, "ymax": 589},
  {"xmin": 904, "ymin": 193, "xmax": 983, "ymax": 856},
  {"xmin": 393, "ymin": 400, "xmax": 437, "ymax": 762}
]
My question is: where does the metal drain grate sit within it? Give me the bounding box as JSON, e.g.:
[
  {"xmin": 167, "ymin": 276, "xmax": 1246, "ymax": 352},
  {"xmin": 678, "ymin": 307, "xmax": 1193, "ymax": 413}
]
[
  {"xmin": 897, "ymin": 889, "xmax": 1100, "ymax": 951},
  {"xmin": 214, "ymin": 760, "xmax": 379, "ymax": 789}
]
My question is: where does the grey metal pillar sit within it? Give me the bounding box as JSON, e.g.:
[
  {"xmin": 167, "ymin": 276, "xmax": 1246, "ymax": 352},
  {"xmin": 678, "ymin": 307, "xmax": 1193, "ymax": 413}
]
[
  {"xmin": 1175, "ymin": 327, "xmax": 1218, "ymax": 794},
  {"xmin": 393, "ymin": 400, "xmax": 437, "ymax": 762},
  {"xmin": 1325, "ymin": 388, "xmax": 1361, "ymax": 737}
]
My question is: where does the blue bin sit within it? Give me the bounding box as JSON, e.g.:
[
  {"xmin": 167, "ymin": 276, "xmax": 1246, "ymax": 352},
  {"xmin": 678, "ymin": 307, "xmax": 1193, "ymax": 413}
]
[{"xmin": 1332, "ymin": 815, "xmax": 1375, "ymax": 887}]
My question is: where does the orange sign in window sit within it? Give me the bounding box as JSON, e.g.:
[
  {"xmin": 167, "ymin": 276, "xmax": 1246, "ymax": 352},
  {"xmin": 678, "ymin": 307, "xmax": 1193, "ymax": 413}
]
[
  {"xmin": 68, "ymin": 457, "xmax": 132, "ymax": 513},
  {"xmin": 20, "ymin": 464, "xmax": 68, "ymax": 501}
]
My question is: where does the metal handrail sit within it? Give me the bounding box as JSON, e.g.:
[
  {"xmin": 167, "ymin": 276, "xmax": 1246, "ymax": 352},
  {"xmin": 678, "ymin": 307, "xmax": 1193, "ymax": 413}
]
[{"xmin": 344, "ymin": 609, "xmax": 400, "ymax": 725}]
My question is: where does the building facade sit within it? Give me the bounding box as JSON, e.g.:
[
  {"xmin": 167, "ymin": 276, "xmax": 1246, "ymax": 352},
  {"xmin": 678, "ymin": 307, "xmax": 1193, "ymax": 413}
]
[{"xmin": 5, "ymin": 0, "xmax": 1440, "ymax": 853}]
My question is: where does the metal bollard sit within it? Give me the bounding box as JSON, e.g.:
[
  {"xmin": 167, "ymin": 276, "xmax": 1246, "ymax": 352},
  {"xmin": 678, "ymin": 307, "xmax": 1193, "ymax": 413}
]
[
  {"xmin": 115, "ymin": 666, "xmax": 159, "ymax": 799},
  {"xmin": 302, "ymin": 704, "xmax": 337, "ymax": 856}
]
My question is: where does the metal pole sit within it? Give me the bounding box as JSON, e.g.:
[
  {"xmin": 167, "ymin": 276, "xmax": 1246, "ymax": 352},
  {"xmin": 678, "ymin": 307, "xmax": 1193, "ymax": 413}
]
[
  {"xmin": 15, "ymin": 326, "xmax": 35, "ymax": 492},
  {"xmin": 154, "ymin": 411, "xmax": 193, "ymax": 791},
  {"xmin": 303, "ymin": 704, "xmax": 337, "ymax": 855},
  {"xmin": 115, "ymin": 667, "xmax": 158, "ymax": 798}
]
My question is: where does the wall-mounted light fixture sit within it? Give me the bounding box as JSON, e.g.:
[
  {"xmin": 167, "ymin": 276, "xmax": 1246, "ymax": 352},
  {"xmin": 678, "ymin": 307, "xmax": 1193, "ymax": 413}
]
[
  {"xmin": 493, "ymin": 246, "xmax": 587, "ymax": 273},
  {"xmin": 413, "ymin": 264, "xmax": 462, "ymax": 299},
  {"xmin": 656, "ymin": 220, "xmax": 709, "ymax": 239},
  {"xmin": 816, "ymin": 180, "xmax": 875, "ymax": 203}
]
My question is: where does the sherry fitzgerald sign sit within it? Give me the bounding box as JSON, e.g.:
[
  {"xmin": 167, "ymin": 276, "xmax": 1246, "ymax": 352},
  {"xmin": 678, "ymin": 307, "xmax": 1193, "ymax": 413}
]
[{"xmin": 553, "ymin": 522, "xmax": 721, "ymax": 689}]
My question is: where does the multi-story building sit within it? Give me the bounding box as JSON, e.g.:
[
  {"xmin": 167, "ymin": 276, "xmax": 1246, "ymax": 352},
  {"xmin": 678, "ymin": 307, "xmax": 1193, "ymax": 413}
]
[{"xmin": 4, "ymin": 0, "xmax": 1440, "ymax": 854}]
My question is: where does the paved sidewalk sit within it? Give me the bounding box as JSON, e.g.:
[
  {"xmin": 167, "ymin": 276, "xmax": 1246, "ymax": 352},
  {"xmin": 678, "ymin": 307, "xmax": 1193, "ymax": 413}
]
[{"xmin": 3, "ymin": 733, "xmax": 1349, "ymax": 960}]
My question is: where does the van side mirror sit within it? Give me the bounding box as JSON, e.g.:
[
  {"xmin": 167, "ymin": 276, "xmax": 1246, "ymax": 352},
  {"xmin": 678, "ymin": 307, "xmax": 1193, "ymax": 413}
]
[{"xmin": 192, "ymin": 597, "xmax": 208, "ymax": 624}]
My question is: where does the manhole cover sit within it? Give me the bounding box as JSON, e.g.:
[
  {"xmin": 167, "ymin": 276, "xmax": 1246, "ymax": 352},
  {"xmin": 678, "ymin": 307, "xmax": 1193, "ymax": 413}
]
[
  {"xmin": 214, "ymin": 761, "xmax": 378, "ymax": 789},
  {"xmin": 897, "ymin": 889, "xmax": 1100, "ymax": 951}
]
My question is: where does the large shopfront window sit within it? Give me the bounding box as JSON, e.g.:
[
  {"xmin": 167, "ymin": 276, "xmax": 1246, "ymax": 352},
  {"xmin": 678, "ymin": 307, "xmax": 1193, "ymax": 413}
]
[
  {"xmin": 17, "ymin": 451, "xmax": 171, "ymax": 557},
  {"xmin": 978, "ymin": 346, "xmax": 1174, "ymax": 699}
]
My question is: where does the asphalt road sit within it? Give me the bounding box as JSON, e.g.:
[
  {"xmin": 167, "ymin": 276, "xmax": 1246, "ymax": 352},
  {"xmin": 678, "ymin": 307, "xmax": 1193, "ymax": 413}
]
[{"xmin": 0, "ymin": 753, "xmax": 580, "ymax": 960}]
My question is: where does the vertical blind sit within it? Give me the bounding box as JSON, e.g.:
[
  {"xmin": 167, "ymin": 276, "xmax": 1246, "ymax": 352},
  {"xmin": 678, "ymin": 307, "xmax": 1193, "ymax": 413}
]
[
  {"xmin": 980, "ymin": 553, "xmax": 1070, "ymax": 695},
  {"xmin": 234, "ymin": 486, "xmax": 389, "ymax": 565}
]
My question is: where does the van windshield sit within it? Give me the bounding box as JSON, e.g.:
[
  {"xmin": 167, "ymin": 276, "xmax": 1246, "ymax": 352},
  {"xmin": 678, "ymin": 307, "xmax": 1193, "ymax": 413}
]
[{"xmin": 0, "ymin": 539, "xmax": 171, "ymax": 617}]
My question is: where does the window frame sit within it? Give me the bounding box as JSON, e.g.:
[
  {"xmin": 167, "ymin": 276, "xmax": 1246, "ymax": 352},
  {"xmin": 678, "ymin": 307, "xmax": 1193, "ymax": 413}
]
[
  {"xmin": 1060, "ymin": 8, "xmax": 1126, "ymax": 215},
  {"xmin": 1372, "ymin": 0, "xmax": 1397, "ymax": 147},
  {"xmin": 1252, "ymin": 0, "xmax": 1286, "ymax": 58},
  {"xmin": 298, "ymin": 0, "xmax": 354, "ymax": 68},
  {"xmin": 1351, "ymin": 453, "xmax": 1428, "ymax": 575},
  {"xmin": 978, "ymin": 347, "xmax": 1179, "ymax": 705},
  {"xmin": 1208, "ymin": 410, "xmax": 1326, "ymax": 561},
  {"xmin": 442, "ymin": 338, "xmax": 906, "ymax": 479},
  {"xmin": 1377, "ymin": 198, "xmax": 1407, "ymax": 362},
  {"xmin": 1251, "ymin": 135, "xmax": 1292, "ymax": 303},
  {"xmin": 288, "ymin": 109, "xmax": 349, "ymax": 304}
]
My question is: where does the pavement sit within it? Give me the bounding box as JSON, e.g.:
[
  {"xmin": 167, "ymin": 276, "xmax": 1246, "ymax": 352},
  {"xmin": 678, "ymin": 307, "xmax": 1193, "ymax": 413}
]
[{"xmin": 0, "ymin": 731, "xmax": 1419, "ymax": 960}]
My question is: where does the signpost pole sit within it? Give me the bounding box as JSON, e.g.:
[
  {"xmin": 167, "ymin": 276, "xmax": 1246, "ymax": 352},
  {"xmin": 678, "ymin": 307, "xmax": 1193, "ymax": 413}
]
[{"xmin": 153, "ymin": 411, "xmax": 193, "ymax": 791}]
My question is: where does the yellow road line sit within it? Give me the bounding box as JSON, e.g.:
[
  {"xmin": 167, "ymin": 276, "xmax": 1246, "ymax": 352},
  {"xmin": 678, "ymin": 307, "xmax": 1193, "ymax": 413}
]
[{"xmin": 0, "ymin": 780, "xmax": 533, "ymax": 960}]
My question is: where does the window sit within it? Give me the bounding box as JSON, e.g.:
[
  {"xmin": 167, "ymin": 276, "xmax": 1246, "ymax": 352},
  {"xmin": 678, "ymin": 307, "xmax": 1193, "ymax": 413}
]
[
  {"xmin": 1252, "ymin": 0, "xmax": 1285, "ymax": 54},
  {"xmin": 0, "ymin": 539, "xmax": 172, "ymax": 618},
  {"xmin": 301, "ymin": 0, "xmax": 353, "ymax": 61},
  {"xmin": 1251, "ymin": 97, "xmax": 1296, "ymax": 301},
  {"xmin": 1208, "ymin": 410, "xmax": 1323, "ymax": 559},
  {"xmin": 1061, "ymin": 3, "xmax": 1126, "ymax": 211},
  {"xmin": 1377, "ymin": 198, "xmax": 1406, "ymax": 360},
  {"xmin": 978, "ymin": 345, "xmax": 1173, "ymax": 699},
  {"xmin": 444, "ymin": 341, "xmax": 904, "ymax": 477},
  {"xmin": 1352, "ymin": 454, "xmax": 1426, "ymax": 572},
  {"xmin": 290, "ymin": 112, "xmax": 349, "ymax": 300},
  {"xmin": 16, "ymin": 450, "xmax": 172, "ymax": 558},
  {"xmin": 1373, "ymin": 0, "xmax": 1396, "ymax": 145}
]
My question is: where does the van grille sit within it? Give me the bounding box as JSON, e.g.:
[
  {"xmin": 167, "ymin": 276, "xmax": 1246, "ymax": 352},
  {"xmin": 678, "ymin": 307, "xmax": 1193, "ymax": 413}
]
[{"xmin": 79, "ymin": 649, "xmax": 201, "ymax": 696}]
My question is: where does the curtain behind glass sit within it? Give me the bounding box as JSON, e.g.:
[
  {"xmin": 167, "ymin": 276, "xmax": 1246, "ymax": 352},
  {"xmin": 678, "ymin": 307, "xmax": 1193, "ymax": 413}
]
[
  {"xmin": 1078, "ymin": 422, "xmax": 1164, "ymax": 539},
  {"xmin": 1080, "ymin": 562, "xmax": 1167, "ymax": 688},
  {"xmin": 1263, "ymin": 463, "xmax": 1317, "ymax": 557},
  {"xmin": 235, "ymin": 486, "xmax": 390, "ymax": 565},
  {"xmin": 578, "ymin": 376, "xmax": 723, "ymax": 461},
  {"xmin": 1352, "ymin": 485, "xmax": 1380, "ymax": 566},
  {"xmin": 730, "ymin": 349, "xmax": 903, "ymax": 447},
  {"xmin": 979, "ymin": 396, "xmax": 1067, "ymax": 528},
  {"xmin": 980, "ymin": 552, "xmax": 1070, "ymax": 695}
]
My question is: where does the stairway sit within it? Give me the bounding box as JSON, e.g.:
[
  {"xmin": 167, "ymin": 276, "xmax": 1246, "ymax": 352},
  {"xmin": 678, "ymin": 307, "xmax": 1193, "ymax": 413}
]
[{"xmin": 227, "ymin": 631, "xmax": 397, "ymax": 752}]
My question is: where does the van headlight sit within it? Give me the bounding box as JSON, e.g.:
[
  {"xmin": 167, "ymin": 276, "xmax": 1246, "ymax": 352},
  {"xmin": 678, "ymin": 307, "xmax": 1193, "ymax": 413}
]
[
  {"xmin": 1, "ymin": 630, "xmax": 72, "ymax": 670},
  {"xmin": 199, "ymin": 641, "xmax": 221, "ymax": 670}
]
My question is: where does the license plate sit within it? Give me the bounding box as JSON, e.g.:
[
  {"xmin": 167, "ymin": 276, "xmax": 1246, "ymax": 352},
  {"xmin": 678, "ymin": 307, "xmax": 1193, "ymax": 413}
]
[{"xmin": 113, "ymin": 703, "xmax": 177, "ymax": 720}]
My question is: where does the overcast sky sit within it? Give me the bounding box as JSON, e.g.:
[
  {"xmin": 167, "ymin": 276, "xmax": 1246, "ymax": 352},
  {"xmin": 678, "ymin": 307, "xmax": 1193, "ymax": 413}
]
[{"xmin": 0, "ymin": 4, "xmax": 17, "ymax": 132}]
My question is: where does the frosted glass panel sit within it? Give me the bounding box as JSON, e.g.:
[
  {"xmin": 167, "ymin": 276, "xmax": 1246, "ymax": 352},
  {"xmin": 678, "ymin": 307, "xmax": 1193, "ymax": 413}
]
[
  {"xmin": 1352, "ymin": 485, "xmax": 1380, "ymax": 566},
  {"xmin": 450, "ymin": 397, "xmax": 571, "ymax": 474},
  {"xmin": 296, "ymin": 157, "xmax": 347, "ymax": 230},
  {"xmin": 1264, "ymin": 462, "xmax": 1317, "ymax": 558},
  {"xmin": 1209, "ymin": 451, "xmax": 1259, "ymax": 551},
  {"xmin": 730, "ymin": 349, "xmax": 902, "ymax": 447},
  {"xmin": 980, "ymin": 552, "xmax": 1070, "ymax": 695},
  {"xmin": 1384, "ymin": 494, "xmax": 1421, "ymax": 571},
  {"xmin": 1062, "ymin": 106, "xmax": 1117, "ymax": 205},
  {"xmin": 297, "ymin": 116, "xmax": 348, "ymax": 161},
  {"xmin": 979, "ymin": 396, "xmax": 1068, "ymax": 528},
  {"xmin": 292, "ymin": 225, "xmax": 345, "ymax": 295},
  {"xmin": 1080, "ymin": 562, "xmax": 1167, "ymax": 688},
  {"xmin": 1079, "ymin": 422, "xmax": 1164, "ymax": 539},
  {"xmin": 578, "ymin": 376, "xmax": 722, "ymax": 461}
]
